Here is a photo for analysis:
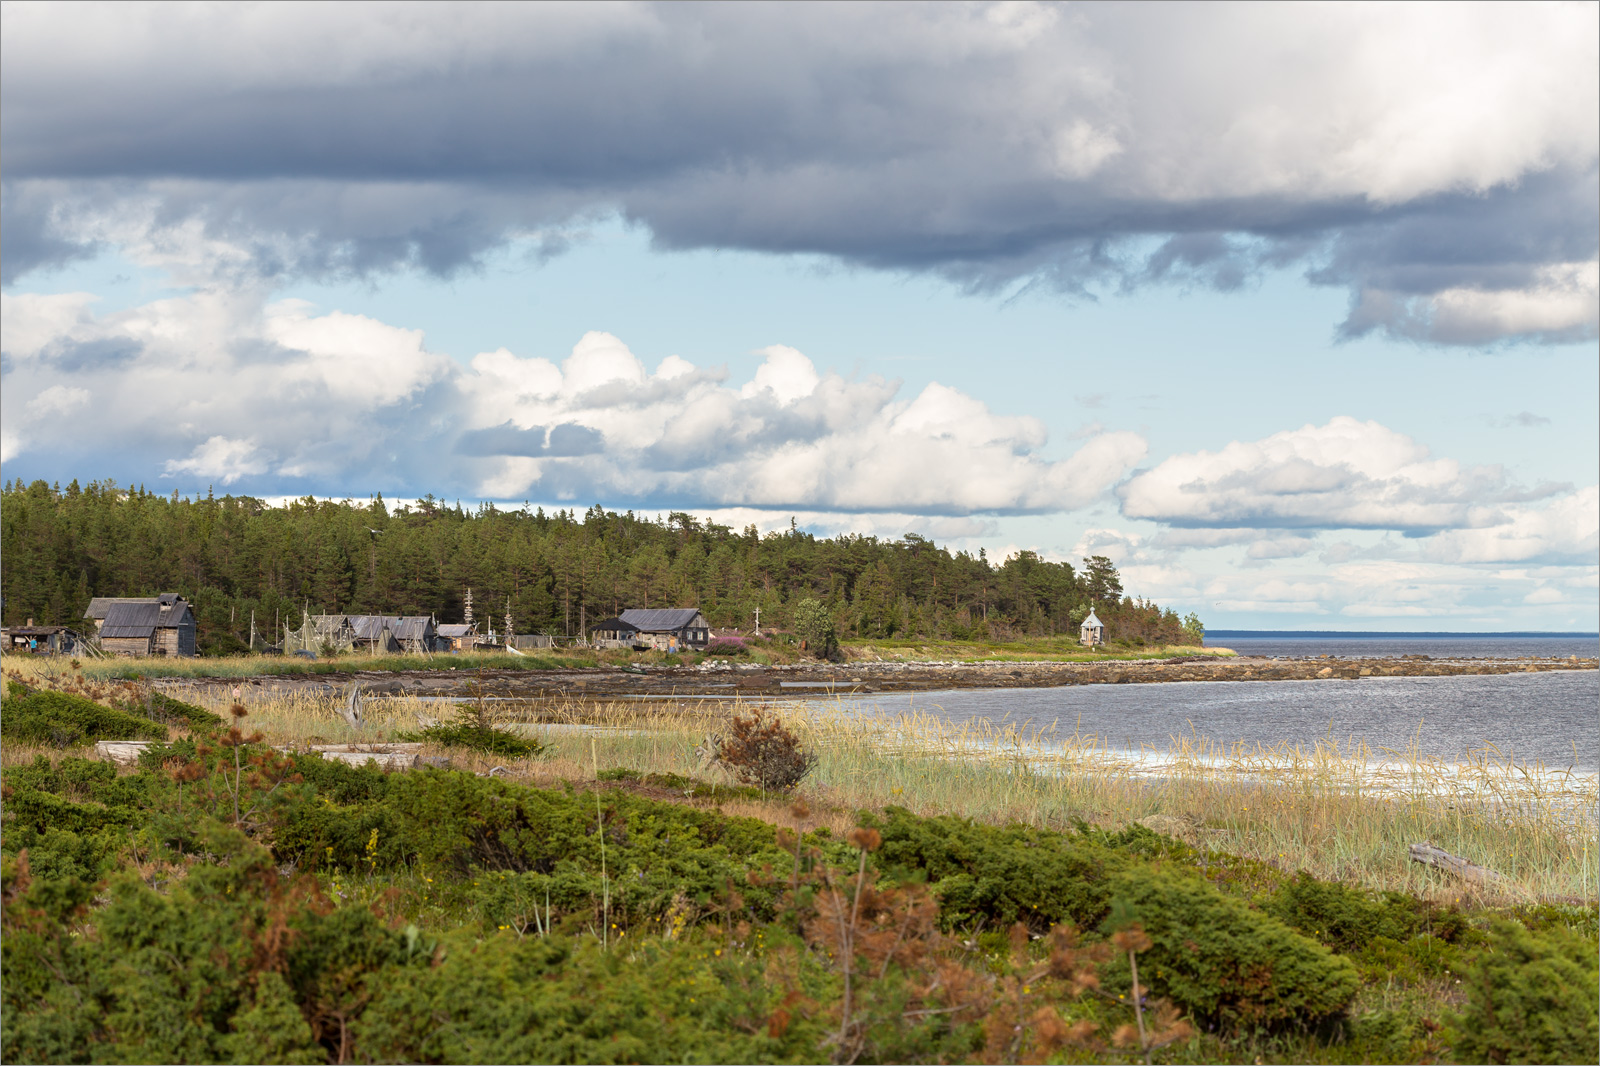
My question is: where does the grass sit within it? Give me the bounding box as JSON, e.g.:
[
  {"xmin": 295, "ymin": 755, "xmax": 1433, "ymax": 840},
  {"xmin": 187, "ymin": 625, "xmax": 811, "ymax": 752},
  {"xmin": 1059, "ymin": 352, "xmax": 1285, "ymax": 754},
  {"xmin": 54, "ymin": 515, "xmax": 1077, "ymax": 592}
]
[{"xmin": 8, "ymin": 654, "xmax": 1591, "ymax": 907}]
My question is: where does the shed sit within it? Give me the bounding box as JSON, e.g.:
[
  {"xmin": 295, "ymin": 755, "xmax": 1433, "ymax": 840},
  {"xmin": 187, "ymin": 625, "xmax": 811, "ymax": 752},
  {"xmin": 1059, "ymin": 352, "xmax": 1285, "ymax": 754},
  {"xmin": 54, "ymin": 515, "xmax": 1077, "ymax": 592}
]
[
  {"xmin": 588, "ymin": 616, "xmax": 642, "ymax": 649},
  {"xmin": 436, "ymin": 622, "xmax": 478, "ymax": 653},
  {"xmin": 347, "ymin": 615, "xmax": 436, "ymax": 654},
  {"xmin": 390, "ymin": 616, "xmax": 437, "ymax": 654},
  {"xmin": 4, "ymin": 623, "xmax": 84, "ymax": 655},
  {"xmin": 98, "ymin": 593, "xmax": 198, "ymax": 657},
  {"xmin": 1079, "ymin": 609, "xmax": 1105, "ymax": 647},
  {"xmin": 348, "ymin": 615, "xmax": 401, "ymax": 654},
  {"xmin": 617, "ymin": 608, "xmax": 711, "ymax": 651}
]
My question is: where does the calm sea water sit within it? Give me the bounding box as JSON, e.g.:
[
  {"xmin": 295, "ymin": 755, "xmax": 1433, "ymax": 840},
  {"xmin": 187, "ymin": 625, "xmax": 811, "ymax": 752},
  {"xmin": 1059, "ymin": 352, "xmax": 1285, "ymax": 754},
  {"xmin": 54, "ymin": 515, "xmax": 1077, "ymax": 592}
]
[
  {"xmin": 1206, "ymin": 630, "xmax": 1599, "ymax": 659},
  {"xmin": 847, "ymin": 670, "xmax": 1600, "ymax": 770}
]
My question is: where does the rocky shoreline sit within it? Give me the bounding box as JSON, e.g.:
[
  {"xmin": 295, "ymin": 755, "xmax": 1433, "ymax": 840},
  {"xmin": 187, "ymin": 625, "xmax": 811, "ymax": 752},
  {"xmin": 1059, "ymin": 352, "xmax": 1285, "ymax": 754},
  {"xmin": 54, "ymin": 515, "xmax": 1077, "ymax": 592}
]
[{"xmin": 156, "ymin": 654, "xmax": 1598, "ymax": 700}]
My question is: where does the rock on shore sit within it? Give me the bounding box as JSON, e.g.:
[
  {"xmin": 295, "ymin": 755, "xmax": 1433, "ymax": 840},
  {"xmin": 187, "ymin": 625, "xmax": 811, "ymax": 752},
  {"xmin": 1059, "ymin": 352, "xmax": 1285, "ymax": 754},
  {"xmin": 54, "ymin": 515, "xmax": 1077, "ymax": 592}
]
[{"xmin": 155, "ymin": 654, "xmax": 1596, "ymax": 700}]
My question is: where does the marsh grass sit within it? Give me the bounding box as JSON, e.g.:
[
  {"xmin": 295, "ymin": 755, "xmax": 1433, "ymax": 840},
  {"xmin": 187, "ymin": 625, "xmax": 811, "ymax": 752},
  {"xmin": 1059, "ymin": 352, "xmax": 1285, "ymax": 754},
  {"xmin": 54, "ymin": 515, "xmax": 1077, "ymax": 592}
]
[{"xmin": 5, "ymin": 657, "xmax": 1592, "ymax": 907}]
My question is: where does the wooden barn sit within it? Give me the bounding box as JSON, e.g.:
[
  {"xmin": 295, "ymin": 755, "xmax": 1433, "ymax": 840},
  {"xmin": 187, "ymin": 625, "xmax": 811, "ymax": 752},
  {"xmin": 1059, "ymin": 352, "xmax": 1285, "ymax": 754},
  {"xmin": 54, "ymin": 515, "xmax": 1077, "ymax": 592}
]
[
  {"xmin": 97, "ymin": 594, "xmax": 198, "ymax": 657},
  {"xmin": 617, "ymin": 608, "xmax": 711, "ymax": 652}
]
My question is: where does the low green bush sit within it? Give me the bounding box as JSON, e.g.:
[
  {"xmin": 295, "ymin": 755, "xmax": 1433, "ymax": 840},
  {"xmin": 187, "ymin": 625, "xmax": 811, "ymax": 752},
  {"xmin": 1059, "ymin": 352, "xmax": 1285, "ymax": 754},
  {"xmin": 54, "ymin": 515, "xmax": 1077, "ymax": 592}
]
[
  {"xmin": 397, "ymin": 707, "xmax": 544, "ymax": 758},
  {"xmin": 1453, "ymin": 919, "xmax": 1599, "ymax": 1064},
  {"xmin": 1266, "ymin": 871, "xmax": 1431, "ymax": 951},
  {"xmin": 1106, "ymin": 866, "xmax": 1361, "ymax": 1031},
  {"xmin": 0, "ymin": 691, "xmax": 166, "ymax": 747},
  {"xmin": 140, "ymin": 691, "xmax": 223, "ymax": 730},
  {"xmin": 871, "ymin": 807, "xmax": 1126, "ymax": 930}
]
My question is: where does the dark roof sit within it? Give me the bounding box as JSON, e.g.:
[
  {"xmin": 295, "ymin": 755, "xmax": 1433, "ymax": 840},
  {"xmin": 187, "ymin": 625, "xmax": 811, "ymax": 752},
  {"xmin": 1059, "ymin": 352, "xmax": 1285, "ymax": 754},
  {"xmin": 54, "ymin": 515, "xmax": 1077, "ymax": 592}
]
[
  {"xmin": 348, "ymin": 615, "xmax": 435, "ymax": 641},
  {"xmin": 392, "ymin": 616, "xmax": 434, "ymax": 641},
  {"xmin": 589, "ymin": 616, "xmax": 641, "ymax": 634},
  {"xmin": 618, "ymin": 608, "xmax": 705, "ymax": 632},
  {"xmin": 85, "ymin": 594, "xmax": 187, "ymax": 620},
  {"xmin": 84, "ymin": 596, "xmax": 157, "ymax": 620},
  {"xmin": 99, "ymin": 599, "xmax": 194, "ymax": 638},
  {"xmin": 8, "ymin": 626, "xmax": 77, "ymax": 636},
  {"xmin": 437, "ymin": 623, "xmax": 476, "ymax": 638}
]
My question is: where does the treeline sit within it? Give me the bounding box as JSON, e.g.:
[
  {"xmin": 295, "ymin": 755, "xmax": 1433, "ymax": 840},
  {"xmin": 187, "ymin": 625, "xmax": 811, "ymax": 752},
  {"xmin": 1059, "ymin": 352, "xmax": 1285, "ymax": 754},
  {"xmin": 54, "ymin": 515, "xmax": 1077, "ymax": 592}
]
[{"xmin": 1, "ymin": 479, "xmax": 1202, "ymax": 655}]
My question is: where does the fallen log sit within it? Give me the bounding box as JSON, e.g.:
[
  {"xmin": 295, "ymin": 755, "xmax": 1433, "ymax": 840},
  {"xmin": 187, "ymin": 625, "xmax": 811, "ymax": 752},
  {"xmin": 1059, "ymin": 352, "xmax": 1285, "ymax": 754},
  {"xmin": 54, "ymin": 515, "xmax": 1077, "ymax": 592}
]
[
  {"xmin": 309, "ymin": 743, "xmax": 423, "ymax": 754},
  {"xmin": 311, "ymin": 749, "xmax": 418, "ymax": 771},
  {"xmin": 1408, "ymin": 841, "xmax": 1511, "ymax": 887},
  {"xmin": 95, "ymin": 740, "xmax": 153, "ymax": 765}
]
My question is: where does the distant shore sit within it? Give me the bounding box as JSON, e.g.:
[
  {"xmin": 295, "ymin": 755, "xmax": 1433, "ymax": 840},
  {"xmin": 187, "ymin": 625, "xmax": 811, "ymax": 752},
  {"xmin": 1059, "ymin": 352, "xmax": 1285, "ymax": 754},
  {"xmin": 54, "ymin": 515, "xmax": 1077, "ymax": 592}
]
[{"xmin": 152, "ymin": 651, "xmax": 1597, "ymax": 699}]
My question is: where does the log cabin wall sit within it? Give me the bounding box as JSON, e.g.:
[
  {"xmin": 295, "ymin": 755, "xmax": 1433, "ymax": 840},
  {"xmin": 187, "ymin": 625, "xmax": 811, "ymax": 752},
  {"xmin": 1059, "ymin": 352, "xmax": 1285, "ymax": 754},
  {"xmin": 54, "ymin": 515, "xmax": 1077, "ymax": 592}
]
[{"xmin": 102, "ymin": 635, "xmax": 154, "ymax": 657}]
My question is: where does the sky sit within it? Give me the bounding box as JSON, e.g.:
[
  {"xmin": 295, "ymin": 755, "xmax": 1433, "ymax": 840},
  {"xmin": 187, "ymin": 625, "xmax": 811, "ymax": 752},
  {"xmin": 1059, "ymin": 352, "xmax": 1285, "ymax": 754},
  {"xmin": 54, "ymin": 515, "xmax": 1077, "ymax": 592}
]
[{"xmin": 2, "ymin": 1, "xmax": 1596, "ymax": 631}]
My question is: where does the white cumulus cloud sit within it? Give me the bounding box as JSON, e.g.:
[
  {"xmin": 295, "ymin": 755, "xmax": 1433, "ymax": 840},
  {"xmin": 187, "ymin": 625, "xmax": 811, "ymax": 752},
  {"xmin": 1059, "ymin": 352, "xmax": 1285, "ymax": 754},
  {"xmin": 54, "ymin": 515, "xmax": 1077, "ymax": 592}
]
[{"xmin": 1118, "ymin": 416, "xmax": 1558, "ymax": 532}]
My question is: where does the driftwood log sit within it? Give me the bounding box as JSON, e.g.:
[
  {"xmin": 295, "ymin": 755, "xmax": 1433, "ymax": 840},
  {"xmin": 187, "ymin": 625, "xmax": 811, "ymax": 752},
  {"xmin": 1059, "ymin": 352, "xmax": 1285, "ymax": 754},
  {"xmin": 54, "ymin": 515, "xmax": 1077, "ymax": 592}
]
[
  {"xmin": 1408, "ymin": 841, "xmax": 1510, "ymax": 887},
  {"xmin": 309, "ymin": 743, "xmax": 421, "ymax": 771},
  {"xmin": 96, "ymin": 740, "xmax": 153, "ymax": 765}
]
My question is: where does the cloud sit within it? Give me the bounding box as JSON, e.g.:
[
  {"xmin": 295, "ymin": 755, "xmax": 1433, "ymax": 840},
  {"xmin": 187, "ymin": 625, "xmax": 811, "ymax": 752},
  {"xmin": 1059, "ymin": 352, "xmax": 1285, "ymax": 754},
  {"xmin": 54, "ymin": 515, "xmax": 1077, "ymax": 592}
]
[
  {"xmin": 162, "ymin": 436, "xmax": 269, "ymax": 485},
  {"xmin": 1426, "ymin": 487, "xmax": 1600, "ymax": 565},
  {"xmin": 0, "ymin": 290, "xmax": 1144, "ymax": 513},
  {"xmin": 1485, "ymin": 411, "xmax": 1552, "ymax": 429},
  {"xmin": 3, "ymin": 3, "xmax": 1595, "ymax": 343},
  {"xmin": 458, "ymin": 333, "xmax": 1148, "ymax": 512},
  {"xmin": 1118, "ymin": 416, "xmax": 1565, "ymax": 533}
]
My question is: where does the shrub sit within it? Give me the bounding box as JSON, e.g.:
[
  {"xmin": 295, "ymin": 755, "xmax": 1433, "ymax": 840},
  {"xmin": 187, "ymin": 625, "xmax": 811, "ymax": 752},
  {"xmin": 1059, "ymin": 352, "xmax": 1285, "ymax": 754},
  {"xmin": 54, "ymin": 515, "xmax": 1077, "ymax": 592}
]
[
  {"xmin": 1453, "ymin": 919, "xmax": 1599, "ymax": 1064},
  {"xmin": 398, "ymin": 705, "xmax": 544, "ymax": 758},
  {"xmin": 1105, "ymin": 866, "xmax": 1360, "ymax": 1031},
  {"xmin": 872, "ymin": 809, "xmax": 1124, "ymax": 930},
  {"xmin": 1266, "ymin": 872, "xmax": 1430, "ymax": 952},
  {"xmin": 0, "ymin": 691, "xmax": 166, "ymax": 747},
  {"xmin": 704, "ymin": 638, "xmax": 748, "ymax": 656},
  {"xmin": 140, "ymin": 691, "xmax": 224, "ymax": 730},
  {"xmin": 716, "ymin": 710, "xmax": 817, "ymax": 792}
]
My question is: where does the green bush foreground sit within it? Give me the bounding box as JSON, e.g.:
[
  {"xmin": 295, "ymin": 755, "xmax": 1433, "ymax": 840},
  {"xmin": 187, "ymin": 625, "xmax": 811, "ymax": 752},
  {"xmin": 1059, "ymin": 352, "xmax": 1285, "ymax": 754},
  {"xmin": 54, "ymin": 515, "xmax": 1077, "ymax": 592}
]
[{"xmin": 2, "ymin": 743, "xmax": 1595, "ymax": 1065}]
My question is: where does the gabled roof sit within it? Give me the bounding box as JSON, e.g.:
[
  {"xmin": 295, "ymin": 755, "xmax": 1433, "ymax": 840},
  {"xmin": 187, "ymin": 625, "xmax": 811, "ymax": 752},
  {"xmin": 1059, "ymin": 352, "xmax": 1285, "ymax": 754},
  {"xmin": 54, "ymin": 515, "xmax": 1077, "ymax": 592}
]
[
  {"xmin": 437, "ymin": 623, "xmax": 476, "ymax": 638},
  {"xmin": 348, "ymin": 615, "xmax": 394, "ymax": 641},
  {"xmin": 618, "ymin": 608, "xmax": 704, "ymax": 632},
  {"xmin": 1082, "ymin": 610, "xmax": 1104, "ymax": 628},
  {"xmin": 100, "ymin": 598, "xmax": 193, "ymax": 638},
  {"xmin": 348, "ymin": 615, "xmax": 435, "ymax": 641},
  {"xmin": 391, "ymin": 616, "xmax": 435, "ymax": 641},
  {"xmin": 84, "ymin": 596, "xmax": 158, "ymax": 620},
  {"xmin": 589, "ymin": 616, "xmax": 641, "ymax": 634}
]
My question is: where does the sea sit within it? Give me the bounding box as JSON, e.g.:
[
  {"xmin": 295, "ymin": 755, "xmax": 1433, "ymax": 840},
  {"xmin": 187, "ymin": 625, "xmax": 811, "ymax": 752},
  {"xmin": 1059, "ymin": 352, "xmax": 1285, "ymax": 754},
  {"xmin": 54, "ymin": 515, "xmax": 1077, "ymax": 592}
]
[{"xmin": 841, "ymin": 633, "xmax": 1600, "ymax": 772}]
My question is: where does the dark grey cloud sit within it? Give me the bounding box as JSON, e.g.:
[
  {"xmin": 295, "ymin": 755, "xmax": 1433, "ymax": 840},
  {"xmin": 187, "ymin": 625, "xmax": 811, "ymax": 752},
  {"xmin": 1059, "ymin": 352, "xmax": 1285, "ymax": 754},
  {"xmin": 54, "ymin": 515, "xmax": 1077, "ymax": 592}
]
[
  {"xmin": 456, "ymin": 421, "xmax": 605, "ymax": 458},
  {"xmin": 2, "ymin": 3, "xmax": 1594, "ymax": 343}
]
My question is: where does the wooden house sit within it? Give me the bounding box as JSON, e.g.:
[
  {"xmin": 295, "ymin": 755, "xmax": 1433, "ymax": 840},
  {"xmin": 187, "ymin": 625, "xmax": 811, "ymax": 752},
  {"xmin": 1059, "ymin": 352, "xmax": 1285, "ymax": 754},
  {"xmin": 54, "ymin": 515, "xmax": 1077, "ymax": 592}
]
[
  {"xmin": 98, "ymin": 594, "xmax": 198, "ymax": 657},
  {"xmin": 1079, "ymin": 609, "xmax": 1105, "ymax": 647},
  {"xmin": 436, "ymin": 622, "xmax": 478, "ymax": 652},
  {"xmin": 617, "ymin": 609, "xmax": 711, "ymax": 652}
]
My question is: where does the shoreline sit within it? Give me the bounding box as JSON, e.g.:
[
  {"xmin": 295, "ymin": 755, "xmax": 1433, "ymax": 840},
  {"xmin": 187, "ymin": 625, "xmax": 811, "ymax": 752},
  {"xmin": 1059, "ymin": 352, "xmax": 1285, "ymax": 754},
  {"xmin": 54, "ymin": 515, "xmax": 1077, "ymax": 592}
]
[{"xmin": 152, "ymin": 652, "xmax": 1598, "ymax": 698}]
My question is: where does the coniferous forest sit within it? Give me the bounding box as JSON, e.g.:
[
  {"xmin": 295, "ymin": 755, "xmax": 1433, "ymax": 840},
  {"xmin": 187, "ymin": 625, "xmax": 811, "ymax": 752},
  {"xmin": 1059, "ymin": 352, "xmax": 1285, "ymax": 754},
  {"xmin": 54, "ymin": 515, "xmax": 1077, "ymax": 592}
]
[{"xmin": 1, "ymin": 479, "xmax": 1202, "ymax": 655}]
